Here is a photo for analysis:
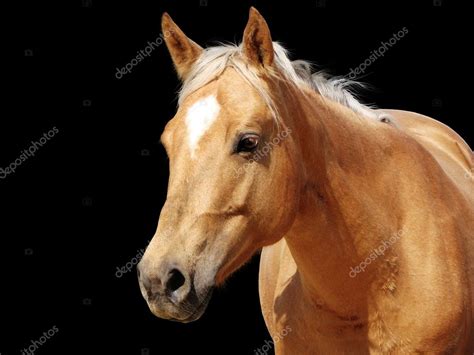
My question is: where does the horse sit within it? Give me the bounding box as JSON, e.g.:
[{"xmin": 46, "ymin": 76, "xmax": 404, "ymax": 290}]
[{"xmin": 137, "ymin": 7, "xmax": 474, "ymax": 353}]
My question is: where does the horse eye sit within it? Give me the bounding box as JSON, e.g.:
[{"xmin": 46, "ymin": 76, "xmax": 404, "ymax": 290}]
[{"xmin": 237, "ymin": 134, "xmax": 259, "ymax": 153}]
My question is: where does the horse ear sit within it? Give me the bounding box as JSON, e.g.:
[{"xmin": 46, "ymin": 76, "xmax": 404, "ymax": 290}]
[
  {"xmin": 242, "ymin": 7, "xmax": 274, "ymax": 67},
  {"xmin": 162, "ymin": 13, "xmax": 203, "ymax": 80}
]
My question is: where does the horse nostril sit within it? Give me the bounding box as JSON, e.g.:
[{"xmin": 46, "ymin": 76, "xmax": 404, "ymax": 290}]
[{"xmin": 166, "ymin": 268, "xmax": 186, "ymax": 293}]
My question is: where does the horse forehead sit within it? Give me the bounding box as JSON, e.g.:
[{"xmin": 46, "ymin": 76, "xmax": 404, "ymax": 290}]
[{"xmin": 184, "ymin": 94, "xmax": 221, "ymax": 158}]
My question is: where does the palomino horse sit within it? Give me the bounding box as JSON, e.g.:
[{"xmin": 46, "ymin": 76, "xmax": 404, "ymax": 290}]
[{"xmin": 137, "ymin": 8, "xmax": 474, "ymax": 353}]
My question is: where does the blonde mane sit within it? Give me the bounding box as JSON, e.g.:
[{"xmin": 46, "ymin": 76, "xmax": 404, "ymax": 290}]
[{"xmin": 178, "ymin": 42, "xmax": 378, "ymax": 120}]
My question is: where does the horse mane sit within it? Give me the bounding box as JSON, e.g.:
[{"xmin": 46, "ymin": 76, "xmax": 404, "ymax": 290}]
[{"xmin": 178, "ymin": 42, "xmax": 378, "ymax": 121}]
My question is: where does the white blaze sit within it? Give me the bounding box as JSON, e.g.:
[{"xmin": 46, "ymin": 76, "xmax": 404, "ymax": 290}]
[{"xmin": 185, "ymin": 95, "xmax": 220, "ymax": 158}]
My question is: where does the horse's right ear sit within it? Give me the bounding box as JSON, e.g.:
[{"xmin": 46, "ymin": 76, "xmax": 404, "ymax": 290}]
[{"xmin": 162, "ymin": 13, "xmax": 203, "ymax": 80}]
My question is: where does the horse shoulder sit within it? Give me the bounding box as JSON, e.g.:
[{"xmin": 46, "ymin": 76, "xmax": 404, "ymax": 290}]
[{"xmin": 371, "ymin": 109, "xmax": 474, "ymax": 350}]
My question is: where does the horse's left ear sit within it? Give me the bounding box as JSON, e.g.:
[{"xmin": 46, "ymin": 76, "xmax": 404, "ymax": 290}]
[
  {"xmin": 162, "ymin": 12, "xmax": 203, "ymax": 80},
  {"xmin": 242, "ymin": 7, "xmax": 274, "ymax": 67}
]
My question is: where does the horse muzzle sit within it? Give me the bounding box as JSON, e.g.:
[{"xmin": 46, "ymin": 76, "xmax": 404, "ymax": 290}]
[{"xmin": 137, "ymin": 259, "xmax": 214, "ymax": 323}]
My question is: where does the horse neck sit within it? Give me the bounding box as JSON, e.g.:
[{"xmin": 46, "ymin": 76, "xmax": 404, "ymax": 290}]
[{"xmin": 284, "ymin": 91, "xmax": 399, "ymax": 315}]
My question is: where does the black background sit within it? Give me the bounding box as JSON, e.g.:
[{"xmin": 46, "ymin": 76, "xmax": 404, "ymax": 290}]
[{"xmin": 4, "ymin": 0, "xmax": 472, "ymax": 354}]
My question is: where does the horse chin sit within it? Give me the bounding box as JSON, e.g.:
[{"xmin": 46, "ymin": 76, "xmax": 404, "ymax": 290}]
[
  {"xmin": 177, "ymin": 286, "xmax": 214, "ymax": 323},
  {"xmin": 148, "ymin": 286, "xmax": 214, "ymax": 323}
]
